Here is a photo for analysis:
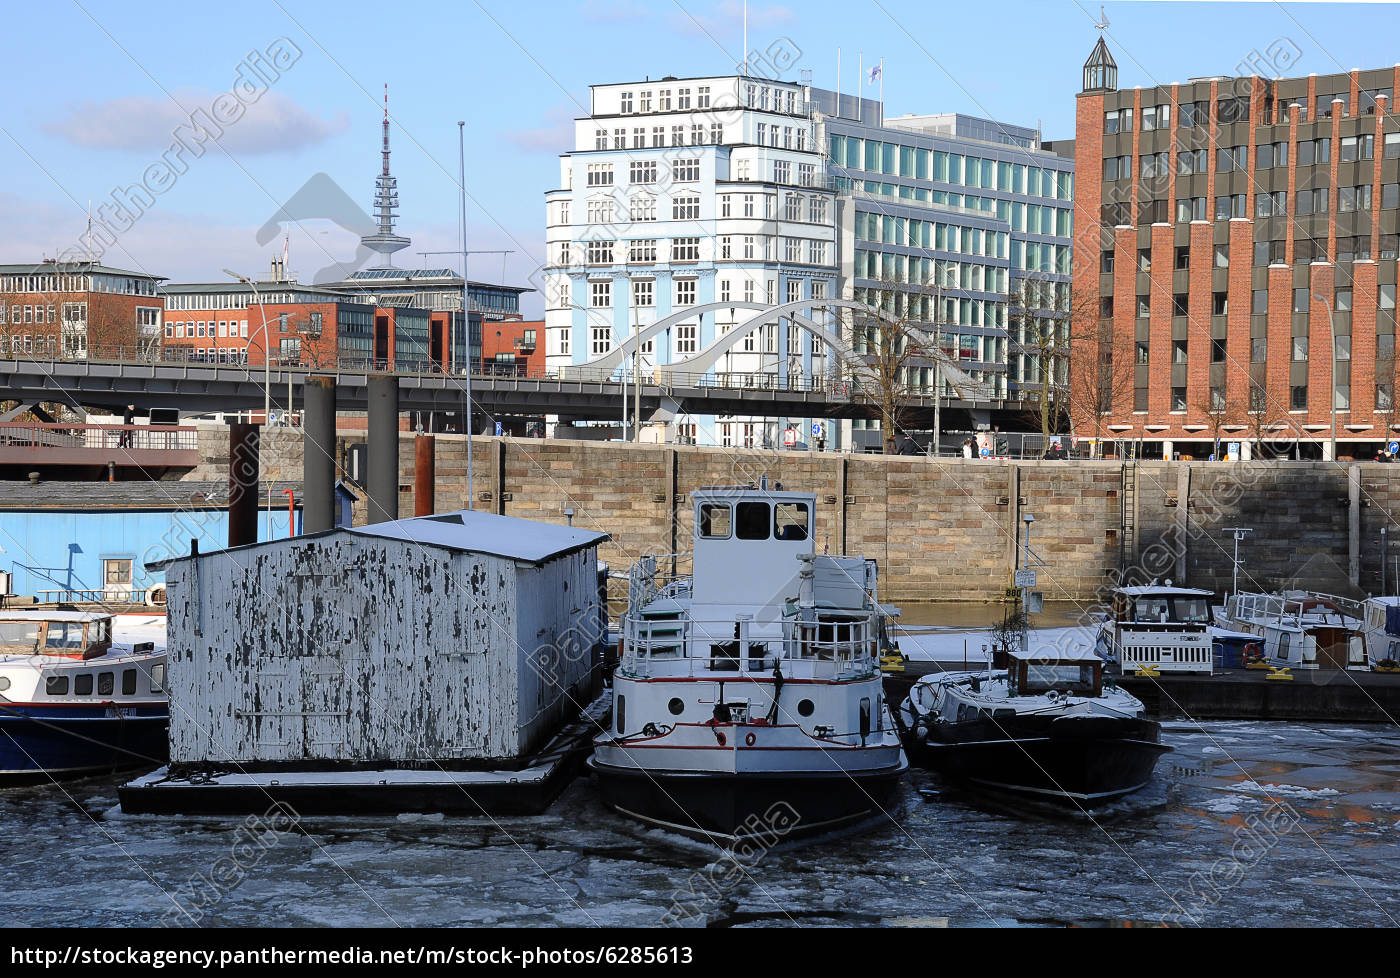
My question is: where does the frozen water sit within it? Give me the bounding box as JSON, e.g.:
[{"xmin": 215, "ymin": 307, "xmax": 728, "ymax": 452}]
[{"xmin": 0, "ymin": 720, "xmax": 1396, "ymax": 927}]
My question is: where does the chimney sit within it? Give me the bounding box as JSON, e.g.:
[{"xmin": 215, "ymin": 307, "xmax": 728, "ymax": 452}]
[{"xmin": 228, "ymin": 422, "xmax": 260, "ymax": 547}]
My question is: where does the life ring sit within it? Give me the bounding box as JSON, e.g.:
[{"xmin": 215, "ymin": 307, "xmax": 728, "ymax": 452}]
[
  {"xmin": 1242, "ymin": 641, "xmax": 1264, "ymax": 665},
  {"xmin": 145, "ymin": 583, "xmax": 167, "ymax": 607},
  {"xmin": 715, "ymin": 731, "xmax": 727, "ymax": 746},
  {"xmin": 744, "ymin": 732, "xmax": 756, "ymax": 747}
]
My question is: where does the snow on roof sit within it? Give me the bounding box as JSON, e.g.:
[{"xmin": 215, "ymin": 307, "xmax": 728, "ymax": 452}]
[
  {"xmin": 1115, "ymin": 585, "xmax": 1212, "ymax": 597},
  {"xmin": 0, "ymin": 610, "xmax": 111, "ymax": 623},
  {"xmin": 349, "ymin": 509, "xmax": 608, "ymax": 564}
]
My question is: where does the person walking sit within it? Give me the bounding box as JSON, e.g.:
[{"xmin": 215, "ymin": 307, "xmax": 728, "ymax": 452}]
[{"xmin": 119, "ymin": 404, "xmax": 135, "ymax": 448}]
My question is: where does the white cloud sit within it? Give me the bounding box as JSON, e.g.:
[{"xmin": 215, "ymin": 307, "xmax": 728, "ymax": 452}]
[{"xmin": 43, "ymin": 89, "xmax": 349, "ymax": 155}]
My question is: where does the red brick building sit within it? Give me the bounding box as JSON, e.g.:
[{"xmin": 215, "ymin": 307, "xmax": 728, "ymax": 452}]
[
  {"xmin": 0, "ymin": 260, "xmax": 166, "ymax": 358},
  {"xmin": 1072, "ymin": 38, "xmax": 1400, "ymax": 460},
  {"xmin": 480, "ymin": 319, "xmax": 542, "ymax": 376}
]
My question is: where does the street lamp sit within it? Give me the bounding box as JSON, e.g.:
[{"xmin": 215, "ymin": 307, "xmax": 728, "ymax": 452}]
[
  {"xmin": 1310, "ymin": 291, "xmax": 1338, "ymax": 462},
  {"xmin": 223, "ymin": 269, "xmax": 271, "ymax": 428}
]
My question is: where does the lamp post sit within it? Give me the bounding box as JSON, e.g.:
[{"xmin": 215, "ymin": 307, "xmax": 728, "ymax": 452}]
[
  {"xmin": 223, "ymin": 269, "xmax": 271, "ymax": 427},
  {"xmin": 223, "ymin": 268, "xmax": 273, "ymax": 534},
  {"xmin": 1020, "ymin": 512, "xmax": 1034, "ymax": 653},
  {"xmin": 1310, "ymin": 291, "xmax": 1338, "ymax": 462}
]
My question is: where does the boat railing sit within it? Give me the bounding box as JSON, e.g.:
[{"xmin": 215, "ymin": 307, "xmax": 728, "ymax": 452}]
[
  {"xmin": 1232, "ymin": 591, "xmax": 1360, "ymax": 631},
  {"xmin": 619, "ymin": 613, "xmax": 874, "ymax": 681}
]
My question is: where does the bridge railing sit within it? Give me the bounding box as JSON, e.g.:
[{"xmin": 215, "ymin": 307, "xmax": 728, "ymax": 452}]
[
  {"xmin": 1, "ymin": 345, "xmax": 964, "ymax": 404},
  {"xmin": 0, "ymin": 423, "xmax": 199, "ymax": 452}
]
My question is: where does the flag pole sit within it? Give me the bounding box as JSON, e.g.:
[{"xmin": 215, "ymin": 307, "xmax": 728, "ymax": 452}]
[{"xmin": 858, "ymin": 53, "xmax": 862, "ymax": 122}]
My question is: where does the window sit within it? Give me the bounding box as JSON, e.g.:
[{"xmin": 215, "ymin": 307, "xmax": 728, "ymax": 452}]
[
  {"xmin": 1176, "ymin": 197, "xmax": 1207, "ymax": 222},
  {"xmin": 585, "ymin": 199, "xmax": 613, "ymax": 224},
  {"xmin": 808, "ymin": 241, "xmax": 827, "ymax": 265},
  {"xmin": 1103, "ymin": 107, "xmax": 1133, "ymax": 134},
  {"xmin": 1141, "ymin": 103, "xmax": 1170, "ymax": 130},
  {"xmin": 1217, "ymin": 145, "xmax": 1247, "ymax": 173},
  {"xmin": 1213, "ymin": 292, "xmax": 1228, "ymax": 316},
  {"xmin": 1137, "ymin": 248, "xmax": 1151, "ymax": 272},
  {"xmin": 1103, "ymin": 155, "xmax": 1131, "ymax": 181},
  {"xmin": 1257, "ymin": 141, "xmax": 1288, "ymax": 168},
  {"xmin": 1212, "ymin": 338, "xmax": 1227, "ymax": 363},
  {"xmin": 1173, "ymin": 339, "xmax": 1189, "ymax": 364},
  {"xmin": 1252, "ymin": 337, "xmax": 1267, "ymax": 363},
  {"xmin": 620, "ymin": 91, "xmax": 633, "ymax": 114},
  {"xmin": 676, "ymin": 322, "xmax": 697, "ymax": 354},
  {"xmin": 797, "ymin": 162, "xmax": 814, "ymax": 186},
  {"xmin": 1385, "ymin": 184, "xmax": 1400, "ymax": 210},
  {"xmin": 672, "ymin": 157, "xmax": 699, "ymax": 182},
  {"xmin": 1171, "ymin": 387, "xmax": 1187, "ymax": 412},
  {"xmin": 773, "ymin": 160, "xmax": 791, "ymax": 184},
  {"xmin": 590, "ymin": 324, "xmax": 610, "ymax": 355},
  {"xmin": 1294, "ymin": 288, "xmax": 1310, "ymax": 313},
  {"xmin": 631, "ymin": 278, "xmax": 653, "ymax": 307},
  {"xmin": 585, "ymin": 240, "xmax": 613, "ymax": 265},
  {"xmin": 1172, "ymin": 293, "xmax": 1189, "ymax": 316},
  {"xmin": 1296, "ymin": 187, "xmax": 1328, "ymax": 216},
  {"xmin": 46, "ymin": 675, "xmax": 69, "ymax": 696},
  {"xmin": 672, "ymin": 195, "xmax": 700, "ymax": 220},
  {"xmin": 1217, "ymin": 96, "xmax": 1250, "ymax": 124},
  {"xmin": 1215, "ymin": 194, "xmax": 1247, "ymax": 220},
  {"xmin": 1178, "ymin": 100, "xmax": 1208, "ymax": 128},
  {"xmin": 1176, "ymin": 148, "xmax": 1207, "ymax": 175},
  {"xmin": 1215, "ymin": 243, "xmax": 1230, "ymax": 267},
  {"xmin": 1386, "ymin": 132, "xmax": 1400, "ymax": 159},
  {"xmin": 774, "ymin": 503, "xmax": 809, "ymax": 541},
  {"xmin": 735, "ymin": 501, "xmax": 770, "ymax": 540},
  {"xmin": 1253, "ymin": 289, "xmax": 1268, "ymax": 314},
  {"xmin": 1335, "ymin": 334, "xmax": 1351, "ymax": 361},
  {"xmin": 1291, "ymin": 384, "xmax": 1308, "ymax": 411},
  {"xmin": 586, "ymin": 163, "xmax": 613, "ymax": 187},
  {"xmin": 589, "ymin": 280, "xmax": 611, "ymax": 308},
  {"xmin": 1338, "ymin": 135, "xmax": 1372, "ymax": 162},
  {"xmin": 122, "ymin": 669, "xmax": 137, "ymax": 696},
  {"xmin": 97, "ymin": 672, "xmax": 114, "ymax": 696},
  {"xmin": 1255, "ymin": 190, "xmax": 1287, "ymax": 217},
  {"xmin": 784, "ymin": 194, "xmax": 803, "ymax": 221},
  {"xmin": 671, "ymin": 237, "xmax": 700, "ymax": 261},
  {"xmin": 1140, "ymin": 151, "xmax": 1169, "ymax": 180},
  {"xmin": 675, "ymin": 279, "xmax": 696, "ymax": 307},
  {"xmin": 1293, "ymin": 335, "xmax": 1309, "ymax": 361},
  {"xmin": 1339, "ymin": 185, "xmax": 1372, "ymax": 213},
  {"xmin": 1255, "ymin": 239, "xmax": 1285, "ymax": 266}
]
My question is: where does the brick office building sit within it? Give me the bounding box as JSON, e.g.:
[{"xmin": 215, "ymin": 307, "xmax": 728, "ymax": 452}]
[
  {"xmin": 480, "ymin": 320, "xmax": 542, "ymax": 376},
  {"xmin": 1072, "ymin": 37, "xmax": 1400, "ymax": 459},
  {"xmin": 0, "ymin": 260, "xmax": 166, "ymax": 358}
]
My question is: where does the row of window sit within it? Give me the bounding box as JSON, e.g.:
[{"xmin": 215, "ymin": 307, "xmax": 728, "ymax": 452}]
[
  {"xmin": 165, "ymin": 319, "xmax": 251, "ymax": 339},
  {"xmin": 852, "ymin": 251, "xmax": 1009, "ymax": 294},
  {"xmin": 593, "ymin": 123, "xmax": 725, "ymax": 151},
  {"xmin": 827, "ymin": 135, "xmax": 1073, "ymax": 200},
  {"xmin": 1106, "ymin": 132, "xmax": 1400, "ymax": 185},
  {"xmin": 44, "ymin": 665, "xmax": 159, "ymax": 697},
  {"xmin": 1105, "ymin": 280, "xmax": 1397, "ymax": 318},
  {"xmin": 618, "ymin": 85, "xmax": 712, "ymax": 115},
  {"xmin": 1102, "ymin": 181, "xmax": 1400, "ymax": 227}
]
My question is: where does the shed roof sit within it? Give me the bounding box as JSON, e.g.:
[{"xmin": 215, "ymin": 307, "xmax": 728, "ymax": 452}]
[
  {"xmin": 148, "ymin": 509, "xmax": 608, "ymax": 570},
  {"xmin": 350, "ymin": 510, "xmax": 608, "ymax": 563}
]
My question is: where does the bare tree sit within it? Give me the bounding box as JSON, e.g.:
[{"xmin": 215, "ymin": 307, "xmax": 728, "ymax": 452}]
[
  {"xmin": 845, "ymin": 279, "xmax": 987, "ymax": 455},
  {"xmin": 1191, "ymin": 389, "xmax": 1236, "ymax": 461},
  {"xmin": 1064, "ymin": 316, "xmax": 1135, "ymax": 457},
  {"xmin": 1008, "ymin": 274, "xmax": 1073, "ymax": 445}
]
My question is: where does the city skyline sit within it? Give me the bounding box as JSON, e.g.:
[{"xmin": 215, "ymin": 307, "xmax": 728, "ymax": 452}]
[{"xmin": 5, "ymin": 1, "xmax": 1397, "ymax": 317}]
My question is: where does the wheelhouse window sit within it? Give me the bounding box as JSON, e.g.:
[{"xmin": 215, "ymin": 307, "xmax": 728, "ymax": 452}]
[
  {"xmin": 699, "ymin": 503, "xmax": 732, "ymax": 538},
  {"xmin": 735, "ymin": 502, "xmax": 771, "ymax": 540},
  {"xmin": 774, "ymin": 502, "xmax": 810, "ymax": 541},
  {"xmin": 0, "ymin": 621, "xmax": 41, "ymax": 649},
  {"xmin": 1016, "ymin": 658, "xmax": 1101, "ymax": 696},
  {"xmin": 45, "ymin": 622, "xmax": 85, "ymax": 650}
]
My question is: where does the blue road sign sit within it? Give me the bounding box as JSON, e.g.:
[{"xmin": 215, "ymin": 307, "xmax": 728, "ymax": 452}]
[
  {"xmin": 1389, "ymin": 441, "xmax": 1398, "ymax": 454},
  {"xmin": 812, "ymin": 422, "xmax": 823, "ymax": 437},
  {"xmin": 495, "ymin": 421, "xmax": 503, "ymax": 436}
]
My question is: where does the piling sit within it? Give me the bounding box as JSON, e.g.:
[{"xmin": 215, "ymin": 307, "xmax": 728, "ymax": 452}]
[
  {"xmin": 303, "ymin": 375, "xmax": 337, "ymax": 534},
  {"xmin": 367, "ymin": 374, "xmax": 400, "ymax": 524},
  {"xmin": 414, "ymin": 435, "xmax": 436, "ymax": 517},
  {"xmin": 228, "ymin": 422, "xmax": 260, "ymax": 548}
]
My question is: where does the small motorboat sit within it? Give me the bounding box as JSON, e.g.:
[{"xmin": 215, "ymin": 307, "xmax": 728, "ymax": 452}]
[
  {"xmin": 0, "ymin": 610, "xmax": 168, "ymax": 784},
  {"xmin": 898, "ymin": 646, "xmax": 1169, "ymax": 805}
]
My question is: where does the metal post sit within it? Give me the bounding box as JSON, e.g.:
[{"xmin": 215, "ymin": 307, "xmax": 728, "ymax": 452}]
[
  {"xmin": 302, "ymin": 375, "xmax": 336, "ymax": 534},
  {"xmin": 228, "ymin": 422, "xmax": 260, "ymax": 548},
  {"xmin": 367, "ymin": 373, "xmax": 400, "ymax": 524},
  {"xmin": 225, "ymin": 268, "xmax": 272, "ymax": 519},
  {"xmin": 414, "ymin": 435, "xmax": 436, "ymax": 517},
  {"xmin": 459, "ymin": 121, "xmax": 474, "ymax": 510},
  {"xmin": 1020, "ymin": 513, "xmax": 1033, "ymax": 653},
  {"xmin": 1383, "ymin": 526, "xmax": 1388, "ymax": 596},
  {"xmin": 634, "ymin": 301, "xmax": 642, "ymax": 442}
]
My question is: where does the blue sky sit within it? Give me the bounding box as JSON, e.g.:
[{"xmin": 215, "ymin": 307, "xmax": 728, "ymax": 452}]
[{"xmin": 4, "ymin": 1, "xmax": 1398, "ymax": 315}]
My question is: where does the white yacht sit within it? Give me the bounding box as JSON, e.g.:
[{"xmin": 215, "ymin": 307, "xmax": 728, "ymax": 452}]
[
  {"xmin": 1095, "ymin": 583, "xmax": 1215, "ymax": 674},
  {"xmin": 589, "ymin": 483, "xmax": 907, "ymax": 844},
  {"xmin": 1357, "ymin": 597, "xmax": 1400, "ymax": 671},
  {"xmin": 1217, "ymin": 591, "xmax": 1365, "ymax": 671}
]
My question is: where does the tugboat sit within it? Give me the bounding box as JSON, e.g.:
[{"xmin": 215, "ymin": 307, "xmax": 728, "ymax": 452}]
[
  {"xmin": 0, "ymin": 610, "xmax": 168, "ymax": 783},
  {"xmin": 589, "ymin": 482, "xmax": 907, "ymax": 844},
  {"xmin": 898, "ymin": 646, "xmax": 1169, "ymax": 804}
]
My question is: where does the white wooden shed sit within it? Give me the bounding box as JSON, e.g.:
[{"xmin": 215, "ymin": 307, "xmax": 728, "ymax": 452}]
[{"xmin": 152, "ymin": 510, "xmax": 609, "ymax": 767}]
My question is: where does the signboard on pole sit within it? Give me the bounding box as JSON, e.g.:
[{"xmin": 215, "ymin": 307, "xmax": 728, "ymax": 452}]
[
  {"xmin": 783, "ymin": 428, "xmax": 797, "ymax": 447},
  {"xmin": 1014, "ymin": 569, "xmax": 1037, "ymax": 588}
]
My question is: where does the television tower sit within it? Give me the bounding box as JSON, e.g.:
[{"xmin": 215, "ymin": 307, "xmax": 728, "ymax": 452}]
[{"xmin": 360, "ymin": 83, "xmax": 411, "ymax": 267}]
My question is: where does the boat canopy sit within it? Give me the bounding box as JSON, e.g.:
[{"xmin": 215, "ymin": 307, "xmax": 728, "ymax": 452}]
[{"xmin": 0, "ymin": 612, "xmax": 113, "ymax": 659}]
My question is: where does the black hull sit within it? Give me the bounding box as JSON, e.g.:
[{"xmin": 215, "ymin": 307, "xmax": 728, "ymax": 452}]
[
  {"xmin": 587, "ymin": 757, "xmax": 907, "ymax": 844},
  {"xmin": 904, "ymin": 714, "xmax": 1170, "ymax": 804}
]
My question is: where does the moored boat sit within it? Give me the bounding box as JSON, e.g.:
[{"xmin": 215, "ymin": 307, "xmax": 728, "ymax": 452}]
[
  {"xmin": 1095, "ymin": 583, "xmax": 1214, "ymax": 674},
  {"xmin": 898, "ymin": 646, "xmax": 1169, "ymax": 804},
  {"xmin": 589, "ymin": 482, "xmax": 907, "ymax": 844},
  {"xmin": 0, "ymin": 610, "xmax": 168, "ymax": 783}
]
